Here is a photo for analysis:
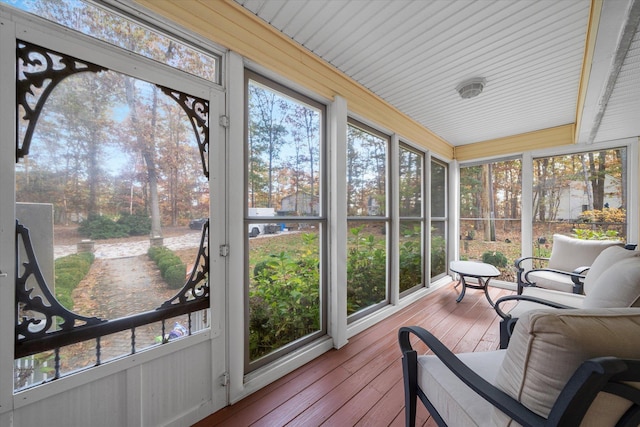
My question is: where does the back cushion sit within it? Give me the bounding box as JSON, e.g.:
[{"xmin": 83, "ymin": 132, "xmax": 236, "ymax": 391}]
[
  {"xmin": 492, "ymin": 308, "xmax": 640, "ymax": 426},
  {"xmin": 583, "ymin": 257, "xmax": 640, "ymax": 308},
  {"xmin": 547, "ymin": 234, "xmax": 621, "ymax": 271},
  {"xmin": 583, "ymin": 246, "xmax": 640, "ymax": 294}
]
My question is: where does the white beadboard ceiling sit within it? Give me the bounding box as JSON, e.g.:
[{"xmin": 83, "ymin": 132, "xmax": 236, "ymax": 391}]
[{"xmin": 235, "ymin": 0, "xmax": 640, "ymax": 148}]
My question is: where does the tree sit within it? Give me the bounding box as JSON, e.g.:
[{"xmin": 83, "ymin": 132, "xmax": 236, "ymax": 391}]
[
  {"xmin": 248, "ymin": 84, "xmax": 290, "ymax": 208},
  {"xmin": 286, "ymin": 105, "xmax": 320, "ymax": 213}
]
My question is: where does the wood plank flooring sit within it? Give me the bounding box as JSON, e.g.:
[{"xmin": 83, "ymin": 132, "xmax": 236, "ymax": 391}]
[{"xmin": 194, "ymin": 282, "xmax": 515, "ymax": 427}]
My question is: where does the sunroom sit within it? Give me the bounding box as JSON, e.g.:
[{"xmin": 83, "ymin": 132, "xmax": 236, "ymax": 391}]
[{"xmin": 0, "ymin": 0, "xmax": 639, "ymax": 426}]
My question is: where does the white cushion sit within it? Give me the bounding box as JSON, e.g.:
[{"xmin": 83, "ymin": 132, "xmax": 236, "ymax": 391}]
[
  {"xmin": 547, "ymin": 234, "xmax": 621, "ymax": 272},
  {"xmin": 417, "ymin": 350, "xmax": 506, "ymax": 427},
  {"xmin": 525, "ymin": 270, "xmax": 575, "ymax": 293},
  {"xmin": 492, "ymin": 308, "xmax": 640, "ymax": 426},
  {"xmin": 583, "ymin": 245, "xmax": 640, "ymax": 294},
  {"xmin": 507, "ymin": 287, "xmax": 584, "ymax": 318},
  {"xmin": 582, "ymin": 256, "xmax": 640, "ymax": 308}
]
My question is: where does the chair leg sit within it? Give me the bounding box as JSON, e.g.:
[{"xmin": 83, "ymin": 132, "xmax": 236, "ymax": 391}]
[
  {"xmin": 499, "ymin": 319, "xmax": 510, "ymax": 349},
  {"xmin": 402, "ymin": 350, "xmax": 418, "ymax": 427}
]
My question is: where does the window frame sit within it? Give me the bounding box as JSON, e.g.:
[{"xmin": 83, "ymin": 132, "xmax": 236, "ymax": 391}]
[
  {"xmin": 346, "ymin": 117, "xmax": 391, "ymax": 322},
  {"xmin": 243, "ymin": 69, "xmax": 328, "ymax": 372},
  {"xmin": 3, "ymin": 3, "xmax": 230, "ymax": 394},
  {"xmin": 398, "ymin": 142, "xmax": 427, "ymax": 296},
  {"xmin": 430, "ymin": 156, "xmax": 449, "ymax": 282}
]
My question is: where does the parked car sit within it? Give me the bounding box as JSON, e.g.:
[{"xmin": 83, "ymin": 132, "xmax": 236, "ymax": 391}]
[{"xmin": 189, "ymin": 218, "xmax": 207, "ymax": 230}]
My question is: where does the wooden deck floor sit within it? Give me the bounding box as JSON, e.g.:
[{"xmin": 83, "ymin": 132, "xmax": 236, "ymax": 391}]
[{"xmin": 194, "ymin": 282, "xmax": 515, "ymax": 427}]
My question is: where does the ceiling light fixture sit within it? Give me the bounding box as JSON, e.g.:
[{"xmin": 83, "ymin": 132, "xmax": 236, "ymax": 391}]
[{"xmin": 456, "ymin": 77, "xmax": 486, "ymax": 99}]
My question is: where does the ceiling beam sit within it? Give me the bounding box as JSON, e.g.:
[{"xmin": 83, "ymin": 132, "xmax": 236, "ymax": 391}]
[
  {"xmin": 588, "ymin": 0, "xmax": 640, "ymax": 143},
  {"xmin": 454, "ymin": 124, "xmax": 575, "ymax": 162},
  {"xmin": 578, "ymin": 0, "xmax": 640, "ymax": 144}
]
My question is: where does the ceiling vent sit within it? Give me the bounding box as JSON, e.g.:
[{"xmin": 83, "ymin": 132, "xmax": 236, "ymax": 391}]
[{"xmin": 456, "ymin": 78, "xmax": 486, "ymax": 99}]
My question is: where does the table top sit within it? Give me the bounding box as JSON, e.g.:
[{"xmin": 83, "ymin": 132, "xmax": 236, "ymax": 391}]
[{"xmin": 449, "ymin": 260, "xmax": 500, "ymax": 278}]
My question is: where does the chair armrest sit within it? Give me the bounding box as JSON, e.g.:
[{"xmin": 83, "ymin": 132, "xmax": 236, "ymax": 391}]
[
  {"xmin": 514, "ymin": 256, "xmax": 549, "ymax": 269},
  {"xmin": 571, "ymin": 266, "xmax": 590, "ymax": 293},
  {"xmin": 523, "ymin": 268, "xmax": 587, "ymax": 291},
  {"xmin": 571, "ymin": 266, "xmax": 589, "ymax": 280},
  {"xmin": 515, "ymin": 256, "xmax": 550, "ymax": 294},
  {"xmin": 494, "ymin": 294, "xmax": 574, "ymax": 321},
  {"xmin": 398, "ymin": 326, "xmax": 546, "ymax": 426},
  {"xmin": 547, "ymin": 357, "xmax": 638, "ymax": 426}
]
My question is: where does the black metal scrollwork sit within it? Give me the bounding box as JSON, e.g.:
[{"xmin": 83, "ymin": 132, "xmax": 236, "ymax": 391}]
[
  {"xmin": 15, "ymin": 220, "xmax": 106, "ymax": 343},
  {"xmin": 159, "ymin": 220, "xmax": 210, "ymax": 309},
  {"xmin": 16, "ymin": 41, "xmax": 107, "ymax": 160},
  {"xmin": 14, "ymin": 41, "xmax": 211, "ymax": 363},
  {"xmin": 158, "ymin": 86, "xmax": 209, "ymax": 177}
]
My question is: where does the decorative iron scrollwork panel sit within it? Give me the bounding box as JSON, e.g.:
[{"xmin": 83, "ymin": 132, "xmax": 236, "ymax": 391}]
[
  {"xmin": 159, "ymin": 220, "xmax": 210, "ymax": 309},
  {"xmin": 158, "ymin": 86, "xmax": 209, "ymax": 178},
  {"xmin": 16, "ymin": 220, "xmax": 106, "ymax": 344},
  {"xmin": 16, "ymin": 40, "xmax": 107, "ymax": 160},
  {"xmin": 15, "ymin": 40, "xmax": 211, "ymax": 365}
]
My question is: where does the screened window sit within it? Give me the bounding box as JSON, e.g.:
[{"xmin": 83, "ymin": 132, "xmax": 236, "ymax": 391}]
[
  {"xmin": 459, "ymin": 158, "xmax": 522, "ymax": 282},
  {"xmin": 399, "ymin": 144, "xmax": 425, "ymax": 294},
  {"xmin": 14, "ymin": 41, "xmax": 211, "ymax": 390},
  {"xmin": 1, "ymin": 0, "xmax": 219, "ymax": 83},
  {"xmin": 346, "ymin": 119, "xmax": 389, "ymax": 319},
  {"xmin": 430, "ymin": 159, "xmax": 447, "ymax": 280},
  {"xmin": 245, "ymin": 71, "xmax": 326, "ymax": 370},
  {"xmin": 532, "ymin": 148, "xmax": 628, "ymax": 256}
]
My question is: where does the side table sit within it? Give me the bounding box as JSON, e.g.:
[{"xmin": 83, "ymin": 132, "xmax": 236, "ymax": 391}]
[{"xmin": 449, "ymin": 260, "xmax": 500, "ymax": 306}]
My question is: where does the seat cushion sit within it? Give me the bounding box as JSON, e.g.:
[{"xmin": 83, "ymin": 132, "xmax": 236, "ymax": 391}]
[
  {"xmin": 583, "ymin": 245, "xmax": 640, "ymax": 295},
  {"xmin": 492, "ymin": 308, "xmax": 640, "ymax": 427},
  {"xmin": 547, "ymin": 234, "xmax": 622, "ymax": 272},
  {"xmin": 525, "ymin": 270, "xmax": 575, "ymax": 293},
  {"xmin": 507, "ymin": 287, "xmax": 584, "ymax": 318},
  {"xmin": 417, "ymin": 350, "xmax": 506, "ymax": 427},
  {"xmin": 582, "ymin": 257, "xmax": 640, "ymax": 308}
]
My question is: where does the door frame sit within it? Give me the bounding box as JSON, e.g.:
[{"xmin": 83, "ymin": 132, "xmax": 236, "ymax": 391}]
[{"xmin": 0, "ymin": 5, "xmax": 228, "ymax": 415}]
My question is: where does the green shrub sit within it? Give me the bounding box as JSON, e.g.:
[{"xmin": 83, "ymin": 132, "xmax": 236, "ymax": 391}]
[
  {"xmin": 79, "ymin": 212, "xmax": 151, "ymax": 240},
  {"xmin": 158, "ymin": 255, "xmax": 181, "ymax": 276},
  {"xmin": 399, "ymin": 225, "xmax": 422, "ymax": 292},
  {"xmin": 253, "ymin": 259, "xmax": 273, "ymax": 279},
  {"xmin": 147, "ymin": 246, "xmax": 186, "ymax": 290},
  {"xmin": 147, "ymin": 246, "xmax": 171, "ymax": 262},
  {"xmin": 481, "ymin": 250, "xmax": 508, "ymax": 268},
  {"xmin": 430, "ymin": 231, "xmax": 447, "ymax": 276},
  {"xmin": 78, "ymin": 214, "xmax": 128, "ymax": 240},
  {"xmin": 164, "ymin": 264, "xmax": 186, "ymax": 289},
  {"xmin": 117, "ymin": 212, "xmax": 151, "ymax": 236},
  {"xmin": 572, "ymin": 228, "xmax": 620, "ymax": 241},
  {"xmin": 54, "ymin": 252, "xmax": 94, "ymax": 311},
  {"xmin": 249, "ymin": 233, "xmax": 320, "ymax": 360},
  {"xmin": 346, "ymin": 226, "xmax": 386, "ymax": 315}
]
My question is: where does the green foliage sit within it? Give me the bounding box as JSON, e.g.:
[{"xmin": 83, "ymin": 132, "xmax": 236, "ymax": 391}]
[
  {"xmin": 79, "ymin": 212, "xmax": 151, "ymax": 240},
  {"xmin": 78, "ymin": 214, "xmax": 129, "ymax": 240},
  {"xmin": 117, "ymin": 212, "xmax": 151, "ymax": 236},
  {"xmin": 481, "ymin": 251, "xmax": 508, "ymax": 268},
  {"xmin": 164, "ymin": 264, "xmax": 187, "ymax": 289},
  {"xmin": 346, "ymin": 225, "xmax": 386, "ymax": 315},
  {"xmin": 399, "ymin": 225, "xmax": 422, "ymax": 292},
  {"xmin": 248, "ymin": 223, "xmax": 434, "ymax": 359},
  {"xmin": 577, "ymin": 208, "xmax": 626, "ymax": 224},
  {"xmin": 249, "ymin": 233, "xmax": 320, "ymax": 361},
  {"xmin": 430, "ymin": 230, "xmax": 447, "ymax": 277},
  {"xmin": 54, "ymin": 252, "xmax": 95, "ymax": 311},
  {"xmin": 147, "ymin": 246, "xmax": 186, "ymax": 290},
  {"xmin": 158, "ymin": 255, "xmax": 181, "ymax": 276},
  {"xmin": 572, "ymin": 228, "xmax": 620, "ymax": 241}
]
